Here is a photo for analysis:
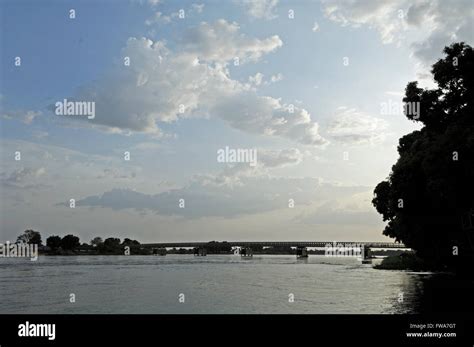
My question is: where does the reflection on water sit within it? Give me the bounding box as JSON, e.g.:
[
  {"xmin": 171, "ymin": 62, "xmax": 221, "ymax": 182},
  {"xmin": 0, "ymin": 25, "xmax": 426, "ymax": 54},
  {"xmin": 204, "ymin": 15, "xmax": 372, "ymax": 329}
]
[{"xmin": 0, "ymin": 255, "xmax": 471, "ymax": 314}]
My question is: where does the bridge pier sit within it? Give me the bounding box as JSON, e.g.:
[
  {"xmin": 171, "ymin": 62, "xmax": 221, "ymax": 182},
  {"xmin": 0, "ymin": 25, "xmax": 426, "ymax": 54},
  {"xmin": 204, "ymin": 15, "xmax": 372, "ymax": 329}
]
[
  {"xmin": 361, "ymin": 246, "xmax": 372, "ymax": 263},
  {"xmin": 152, "ymin": 248, "xmax": 167, "ymax": 256},
  {"xmin": 240, "ymin": 247, "xmax": 253, "ymax": 257},
  {"xmin": 296, "ymin": 246, "xmax": 308, "ymax": 258},
  {"xmin": 193, "ymin": 247, "xmax": 207, "ymax": 256}
]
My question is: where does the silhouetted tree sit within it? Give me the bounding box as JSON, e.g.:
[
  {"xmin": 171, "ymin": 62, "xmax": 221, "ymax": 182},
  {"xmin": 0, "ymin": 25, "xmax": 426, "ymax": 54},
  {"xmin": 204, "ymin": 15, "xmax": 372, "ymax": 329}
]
[
  {"xmin": 60, "ymin": 234, "xmax": 80, "ymax": 250},
  {"xmin": 90, "ymin": 237, "xmax": 103, "ymax": 247},
  {"xmin": 373, "ymin": 42, "xmax": 474, "ymax": 269},
  {"xmin": 16, "ymin": 229, "xmax": 42, "ymax": 246},
  {"xmin": 101, "ymin": 237, "xmax": 121, "ymax": 254},
  {"xmin": 121, "ymin": 238, "xmax": 140, "ymax": 246},
  {"xmin": 46, "ymin": 235, "xmax": 61, "ymax": 251}
]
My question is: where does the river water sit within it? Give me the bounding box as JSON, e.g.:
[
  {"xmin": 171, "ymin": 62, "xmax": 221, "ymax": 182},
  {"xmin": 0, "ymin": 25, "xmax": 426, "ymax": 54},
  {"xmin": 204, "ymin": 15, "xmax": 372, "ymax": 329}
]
[{"xmin": 0, "ymin": 255, "xmax": 468, "ymax": 314}]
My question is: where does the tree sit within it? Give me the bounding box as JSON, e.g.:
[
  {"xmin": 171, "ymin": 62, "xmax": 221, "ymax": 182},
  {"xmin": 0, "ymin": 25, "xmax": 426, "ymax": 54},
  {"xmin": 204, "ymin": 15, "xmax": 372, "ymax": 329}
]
[
  {"xmin": 16, "ymin": 229, "xmax": 42, "ymax": 246},
  {"xmin": 101, "ymin": 238, "xmax": 121, "ymax": 254},
  {"xmin": 90, "ymin": 237, "xmax": 103, "ymax": 247},
  {"xmin": 372, "ymin": 42, "xmax": 474, "ymax": 268},
  {"xmin": 46, "ymin": 235, "xmax": 61, "ymax": 251},
  {"xmin": 60, "ymin": 234, "xmax": 80, "ymax": 250},
  {"xmin": 121, "ymin": 238, "xmax": 140, "ymax": 246}
]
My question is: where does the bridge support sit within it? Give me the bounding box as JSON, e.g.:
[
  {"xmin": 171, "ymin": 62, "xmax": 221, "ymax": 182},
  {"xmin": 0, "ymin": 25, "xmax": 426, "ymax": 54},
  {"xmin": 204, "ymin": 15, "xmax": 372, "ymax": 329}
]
[
  {"xmin": 193, "ymin": 247, "xmax": 207, "ymax": 256},
  {"xmin": 240, "ymin": 247, "xmax": 253, "ymax": 258},
  {"xmin": 296, "ymin": 246, "xmax": 308, "ymax": 258},
  {"xmin": 152, "ymin": 248, "xmax": 167, "ymax": 256},
  {"xmin": 361, "ymin": 246, "xmax": 372, "ymax": 263}
]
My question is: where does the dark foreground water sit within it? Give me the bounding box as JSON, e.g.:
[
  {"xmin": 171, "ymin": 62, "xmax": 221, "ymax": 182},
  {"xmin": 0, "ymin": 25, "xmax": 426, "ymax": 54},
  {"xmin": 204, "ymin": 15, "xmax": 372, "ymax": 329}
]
[{"xmin": 0, "ymin": 255, "xmax": 472, "ymax": 314}]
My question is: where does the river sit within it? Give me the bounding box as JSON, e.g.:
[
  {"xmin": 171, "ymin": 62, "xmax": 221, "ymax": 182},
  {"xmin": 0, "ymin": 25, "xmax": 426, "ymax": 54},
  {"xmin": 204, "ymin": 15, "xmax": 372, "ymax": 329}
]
[{"xmin": 0, "ymin": 255, "xmax": 471, "ymax": 314}]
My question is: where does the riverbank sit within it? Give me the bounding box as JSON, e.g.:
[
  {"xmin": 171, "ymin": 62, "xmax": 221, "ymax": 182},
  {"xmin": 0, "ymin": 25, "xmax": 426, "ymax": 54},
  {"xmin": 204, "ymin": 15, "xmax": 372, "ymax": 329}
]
[{"xmin": 374, "ymin": 253, "xmax": 436, "ymax": 271}]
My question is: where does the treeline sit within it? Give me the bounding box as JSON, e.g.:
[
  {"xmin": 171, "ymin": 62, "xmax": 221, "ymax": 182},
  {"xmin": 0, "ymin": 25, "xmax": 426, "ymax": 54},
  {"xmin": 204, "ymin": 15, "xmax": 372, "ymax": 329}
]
[{"xmin": 13, "ymin": 229, "xmax": 150, "ymax": 255}]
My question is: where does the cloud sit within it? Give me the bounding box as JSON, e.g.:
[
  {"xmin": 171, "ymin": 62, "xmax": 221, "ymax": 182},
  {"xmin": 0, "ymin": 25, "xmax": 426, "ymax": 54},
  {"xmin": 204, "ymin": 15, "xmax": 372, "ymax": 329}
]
[
  {"xmin": 322, "ymin": 0, "xmax": 474, "ymax": 65},
  {"xmin": 258, "ymin": 148, "xmax": 303, "ymax": 168},
  {"xmin": 326, "ymin": 107, "xmax": 389, "ymax": 145},
  {"xmin": 3, "ymin": 167, "xmax": 46, "ymax": 182},
  {"xmin": 181, "ymin": 19, "xmax": 282, "ymax": 63},
  {"xmin": 237, "ymin": 0, "xmax": 279, "ymax": 20},
  {"xmin": 322, "ymin": 0, "xmax": 405, "ymax": 44},
  {"xmin": 312, "ymin": 21, "xmax": 320, "ymax": 32},
  {"xmin": 70, "ymin": 171, "xmax": 369, "ymax": 219},
  {"xmin": 211, "ymin": 93, "xmax": 328, "ymax": 146},
  {"xmin": 1, "ymin": 110, "xmax": 42, "ymax": 125},
  {"xmin": 213, "ymin": 147, "xmax": 305, "ymax": 180},
  {"xmin": 248, "ymin": 72, "xmax": 264, "ymax": 86},
  {"xmin": 248, "ymin": 72, "xmax": 282, "ymax": 87},
  {"xmin": 0, "ymin": 167, "xmax": 48, "ymax": 189},
  {"xmin": 0, "ymin": 139, "xmax": 143, "ymax": 196},
  {"xmin": 145, "ymin": 11, "xmax": 171, "ymax": 25},
  {"xmin": 191, "ymin": 3, "xmax": 205, "ymax": 13},
  {"xmin": 145, "ymin": 4, "xmax": 205, "ymax": 25},
  {"xmin": 270, "ymin": 73, "xmax": 283, "ymax": 83},
  {"xmin": 408, "ymin": 0, "xmax": 474, "ymax": 65},
  {"xmin": 62, "ymin": 20, "xmax": 325, "ymax": 146},
  {"xmin": 96, "ymin": 168, "xmax": 137, "ymax": 180},
  {"xmin": 66, "ymin": 179, "xmax": 311, "ymax": 218}
]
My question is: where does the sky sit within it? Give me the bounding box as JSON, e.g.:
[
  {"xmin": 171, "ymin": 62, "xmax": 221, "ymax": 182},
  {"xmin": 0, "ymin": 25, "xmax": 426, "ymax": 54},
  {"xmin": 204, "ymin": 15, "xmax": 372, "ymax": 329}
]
[{"xmin": 1, "ymin": 0, "xmax": 473, "ymax": 244}]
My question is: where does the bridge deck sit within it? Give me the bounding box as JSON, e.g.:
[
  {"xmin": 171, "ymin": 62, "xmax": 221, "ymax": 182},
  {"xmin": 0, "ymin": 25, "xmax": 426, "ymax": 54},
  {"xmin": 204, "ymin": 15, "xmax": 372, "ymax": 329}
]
[{"xmin": 143, "ymin": 241, "xmax": 408, "ymax": 249}]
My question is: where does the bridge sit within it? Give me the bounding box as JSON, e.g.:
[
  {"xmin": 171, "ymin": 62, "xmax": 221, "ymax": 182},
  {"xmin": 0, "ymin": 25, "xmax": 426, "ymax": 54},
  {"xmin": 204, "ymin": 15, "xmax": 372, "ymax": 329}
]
[
  {"xmin": 143, "ymin": 241, "xmax": 409, "ymax": 259},
  {"xmin": 143, "ymin": 241, "xmax": 408, "ymax": 249}
]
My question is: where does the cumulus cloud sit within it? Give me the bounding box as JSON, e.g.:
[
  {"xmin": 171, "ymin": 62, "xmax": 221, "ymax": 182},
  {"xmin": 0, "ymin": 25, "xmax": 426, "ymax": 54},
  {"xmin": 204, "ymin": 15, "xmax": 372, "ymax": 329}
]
[
  {"xmin": 237, "ymin": 0, "xmax": 279, "ymax": 20},
  {"xmin": 213, "ymin": 147, "xmax": 305, "ymax": 181},
  {"xmin": 322, "ymin": 0, "xmax": 405, "ymax": 43},
  {"xmin": 145, "ymin": 11, "xmax": 171, "ymax": 25},
  {"xmin": 248, "ymin": 72, "xmax": 282, "ymax": 87},
  {"xmin": 180, "ymin": 19, "xmax": 282, "ymax": 63},
  {"xmin": 211, "ymin": 92, "xmax": 327, "ymax": 145},
  {"xmin": 322, "ymin": 0, "xmax": 474, "ymax": 65},
  {"xmin": 258, "ymin": 148, "xmax": 304, "ymax": 168},
  {"xmin": 248, "ymin": 72, "xmax": 264, "ymax": 86},
  {"xmin": 326, "ymin": 107, "xmax": 389, "ymax": 145},
  {"xmin": 407, "ymin": 0, "xmax": 474, "ymax": 65},
  {"xmin": 64, "ymin": 20, "xmax": 325, "ymax": 146}
]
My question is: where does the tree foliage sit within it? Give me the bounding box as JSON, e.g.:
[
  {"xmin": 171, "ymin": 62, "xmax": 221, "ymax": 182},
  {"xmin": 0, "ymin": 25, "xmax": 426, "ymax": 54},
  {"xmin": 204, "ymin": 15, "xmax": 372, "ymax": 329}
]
[
  {"xmin": 90, "ymin": 237, "xmax": 103, "ymax": 247},
  {"xmin": 372, "ymin": 42, "xmax": 474, "ymax": 267},
  {"xmin": 46, "ymin": 235, "xmax": 62, "ymax": 250},
  {"xmin": 16, "ymin": 229, "xmax": 42, "ymax": 245},
  {"xmin": 60, "ymin": 234, "xmax": 80, "ymax": 250}
]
